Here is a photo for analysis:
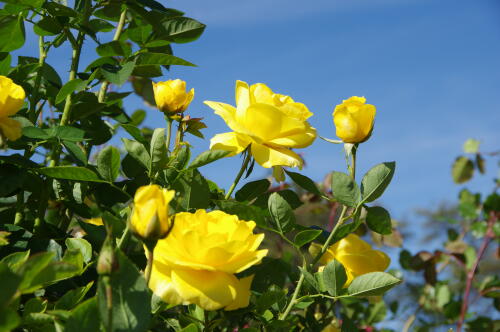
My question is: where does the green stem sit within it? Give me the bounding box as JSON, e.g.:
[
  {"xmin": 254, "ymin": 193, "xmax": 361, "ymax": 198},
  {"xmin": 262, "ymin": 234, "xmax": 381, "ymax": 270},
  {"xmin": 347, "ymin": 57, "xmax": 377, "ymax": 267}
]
[
  {"xmin": 280, "ymin": 144, "xmax": 357, "ymax": 320},
  {"xmin": 117, "ymin": 225, "xmax": 130, "ymax": 251},
  {"xmin": 145, "ymin": 248, "xmax": 154, "ymax": 286},
  {"xmin": 97, "ymin": 9, "xmax": 128, "ymax": 103},
  {"xmin": 165, "ymin": 115, "xmax": 173, "ymax": 153},
  {"xmin": 279, "ymin": 258, "xmax": 306, "ymax": 320},
  {"xmin": 224, "ymin": 152, "xmax": 252, "ymax": 200}
]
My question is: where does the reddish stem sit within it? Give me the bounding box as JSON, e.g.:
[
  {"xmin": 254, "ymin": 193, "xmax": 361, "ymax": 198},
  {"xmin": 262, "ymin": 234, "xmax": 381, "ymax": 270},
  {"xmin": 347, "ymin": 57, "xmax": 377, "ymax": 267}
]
[{"xmin": 456, "ymin": 212, "xmax": 497, "ymax": 332}]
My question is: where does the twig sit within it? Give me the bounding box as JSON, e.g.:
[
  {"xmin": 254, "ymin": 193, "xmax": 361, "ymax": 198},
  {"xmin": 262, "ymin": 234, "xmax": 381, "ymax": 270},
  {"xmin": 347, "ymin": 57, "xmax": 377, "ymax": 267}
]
[{"xmin": 456, "ymin": 212, "xmax": 497, "ymax": 332}]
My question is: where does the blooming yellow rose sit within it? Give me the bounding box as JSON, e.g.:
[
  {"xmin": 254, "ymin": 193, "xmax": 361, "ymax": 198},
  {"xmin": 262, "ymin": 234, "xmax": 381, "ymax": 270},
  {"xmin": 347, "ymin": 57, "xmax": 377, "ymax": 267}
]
[
  {"xmin": 311, "ymin": 234, "xmax": 390, "ymax": 286},
  {"xmin": 332, "ymin": 96, "xmax": 376, "ymax": 143},
  {"xmin": 152, "ymin": 79, "xmax": 194, "ymax": 114},
  {"xmin": 149, "ymin": 209, "xmax": 268, "ymax": 311},
  {"xmin": 0, "ymin": 76, "xmax": 25, "ymax": 141},
  {"xmin": 205, "ymin": 80, "xmax": 316, "ymax": 170},
  {"xmin": 130, "ymin": 185, "xmax": 175, "ymax": 241}
]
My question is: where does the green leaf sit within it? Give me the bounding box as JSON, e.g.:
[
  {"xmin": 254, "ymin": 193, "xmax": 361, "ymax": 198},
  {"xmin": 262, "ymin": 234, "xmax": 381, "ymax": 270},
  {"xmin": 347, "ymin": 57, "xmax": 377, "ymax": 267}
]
[
  {"xmin": 331, "ymin": 171, "xmax": 360, "ymax": 207},
  {"xmin": 216, "ymin": 200, "xmax": 268, "ymax": 228},
  {"xmin": 36, "ymin": 166, "xmax": 105, "ymax": 183},
  {"xmin": 66, "ymin": 297, "xmax": 100, "ymax": 332},
  {"xmin": 285, "ymin": 170, "xmax": 321, "ymax": 195},
  {"xmin": 365, "ymin": 206, "xmax": 392, "ymax": 235},
  {"xmin": 268, "ymin": 192, "xmax": 296, "ymax": 233},
  {"xmin": 48, "ymin": 125, "xmax": 86, "ymax": 142},
  {"xmin": 150, "ymin": 128, "xmax": 168, "ymax": 174},
  {"xmin": 122, "ymin": 138, "xmax": 150, "ymax": 170},
  {"xmin": 55, "ymin": 281, "xmax": 94, "ymax": 310},
  {"xmin": 64, "ymin": 141, "xmax": 87, "ymax": 165},
  {"xmin": 65, "ymin": 238, "xmax": 92, "ymax": 263},
  {"xmin": 235, "ymin": 179, "xmax": 270, "ymax": 202},
  {"xmin": 159, "ymin": 17, "xmax": 206, "ymax": 43},
  {"xmin": 0, "ymin": 307, "xmax": 20, "ymax": 332},
  {"xmin": 121, "ymin": 124, "xmax": 147, "ymax": 145},
  {"xmin": 97, "ymin": 251, "xmax": 151, "ymax": 332},
  {"xmin": 463, "ymin": 138, "xmax": 480, "ymax": 153},
  {"xmin": 172, "ymin": 169, "xmax": 210, "ymax": 210},
  {"xmin": 33, "ymin": 17, "xmax": 62, "ymax": 36},
  {"xmin": 1, "ymin": 0, "xmax": 44, "ymax": 8},
  {"xmin": 347, "ymin": 272, "xmax": 401, "ymax": 297},
  {"xmin": 101, "ymin": 61, "xmax": 135, "ymax": 86},
  {"xmin": 188, "ymin": 149, "xmax": 230, "ymax": 169},
  {"xmin": 360, "ymin": 162, "xmax": 396, "ymax": 203},
  {"xmin": 255, "ymin": 286, "xmax": 286, "ymax": 313},
  {"xmin": 0, "ymin": 262, "xmax": 22, "ymax": 306},
  {"xmin": 97, "ymin": 146, "xmax": 121, "ymax": 182},
  {"xmin": 0, "ymin": 15, "xmax": 25, "ymax": 52},
  {"xmin": 323, "ymin": 260, "xmax": 347, "ymax": 296},
  {"xmin": 135, "ymin": 52, "xmax": 195, "ymax": 67},
  {"xmin": 16, "ymin": 252, "xmax": 54, "ymax": 292},
  {"xmin": 96, "ymin": 40, "xmax": 132, "ymax": 57},
  {"xmin": 55, "ymin": 78, "xmax": 87, "ymax": 104},
  {"xmin": 452, "ymin": 156, "xmax": 474, "ymax": 184},
  {"xmin": 1, "ymin": 250, "xmax": 30, "ymax": 270},
  {"xmin": 293, "ymin": 229, "xmax": 322, "ymax": 248}
]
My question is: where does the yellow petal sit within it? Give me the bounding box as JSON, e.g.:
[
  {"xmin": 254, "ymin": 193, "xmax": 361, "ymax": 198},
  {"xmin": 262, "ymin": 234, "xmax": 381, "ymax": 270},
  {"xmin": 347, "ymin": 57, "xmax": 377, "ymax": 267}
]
[
  {"xmin": 268, "ymin": 123, "xmax": 317, "ymax": 148},
  {"xmin": 83, "ymin": 217, "xmax": 104, "ymax": 226},
  {"xmin": 235, "ymin": 80, "xmax": 250, "ymax": 119},
  {"xmin": 0, "ymin": 117, "xmax": 22, "ymax": 141},
  {"xmin": 279, "ymin": 102, "xmax": 313, "ymax": 121},
  {"xmin": 224, "ymin": 275, "xmax": 254, "ymax": 311},
  {"xmin": 240, "ymin": 103, "xmax": 284, "ymax": 142},
  {"xmin": 336, "ymin": 251, "xmax": 390, "ymax": 276},
  {"xmin": 204, "ymin": 101, "xmax": 244, "ymax": 132},
  {"xmin": 333, "ymin": 108, "xmax": 359, "ymax": 143},
  {"xmin": 171, "ymin": 268, "xmax": 240, "ymax": 311},
  {"xmin": 0, "ymin": 76, "xmax": 25, "ymax": 118},
  {"xmin": 251, "ymin": 143, "xmax": 303, "ymax": 169},
  {"xmin": 249, "ymin": 83, "xmax": 274, "ymax": 104},
  {"xmin": 149, "ymin": 260, "xmax": 185, "ymax": 306},
  {"xmin": 209, "ymin": 132, "xmax": 251, "ymax": 156}
]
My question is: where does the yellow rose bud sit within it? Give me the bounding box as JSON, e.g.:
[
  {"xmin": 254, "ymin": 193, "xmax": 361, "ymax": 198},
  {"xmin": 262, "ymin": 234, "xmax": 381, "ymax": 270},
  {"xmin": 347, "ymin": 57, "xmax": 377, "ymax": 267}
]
[
  {"xmin": 332, "ymin": 96, "xmax": 376, "ymax": 143},
  {"xmin": 152, "ymin": 79, "xmax": 194, "ymax": 114},
  {"xmin": 0, "ymin": 76, "xmax": 26, "ymax": 141},
  {"xmin": 311, "ymin": 234, "xmax": 390, "ymax": 286},
  {"xmin": 148, "ymin": 209, "xmax": 268, "ymax": 311},
  {"xmin": 321, "ymin": 324, "xmax": 341, "ymax": 332},
  {"xmin": 205, "ymin": 80, "xmax": 317, "ymax": 171},
  {"xmin": 130, "ymin": 185, "xmax": 175, "ymax": 241}
]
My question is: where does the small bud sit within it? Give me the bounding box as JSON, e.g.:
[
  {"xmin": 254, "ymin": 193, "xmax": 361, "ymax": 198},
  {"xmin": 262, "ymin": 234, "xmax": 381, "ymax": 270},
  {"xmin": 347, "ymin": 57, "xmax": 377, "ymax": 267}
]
[{"xmin": 97, "ymin": 237, "xmax": 118, "ymax": 275}]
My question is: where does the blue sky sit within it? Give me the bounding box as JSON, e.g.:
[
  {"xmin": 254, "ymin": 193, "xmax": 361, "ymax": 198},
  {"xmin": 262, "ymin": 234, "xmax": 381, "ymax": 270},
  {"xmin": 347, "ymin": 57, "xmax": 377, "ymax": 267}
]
[
  {"xmin": 13, "ymin": 0, "xmax": 500, "ymax": 221},
  {"xmin": 161, "ymin": 0, "xmax": 500, "ymax": 220}
]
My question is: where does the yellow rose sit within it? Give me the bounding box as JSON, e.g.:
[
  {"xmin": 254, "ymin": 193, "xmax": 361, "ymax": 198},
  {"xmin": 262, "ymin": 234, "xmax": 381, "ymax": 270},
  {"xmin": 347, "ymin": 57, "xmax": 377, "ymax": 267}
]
[
  {"xmin": 149, "ymin": 209, "xmax": 268, "ymax": 311},
  {"xmin": 0, "ymin": 76, "xmax": 25, "ymax": 141},
  {"xmin": 205, "ymin": 80, "xmax": 316, "ymax": 170},
  {"xmin": 130, "ymin": 185, "xmax": 175, "ymax": 241},
  {"xmin": 332, "ymin": 96, "xmax": 376, "ymax": 143},
  {"xmin": 311, "ymin": 234, "xmax": 390, "ymax": 286},
  {"xmin": 152, "ymin": 79, "xmax": 194, "ymax": 114}
]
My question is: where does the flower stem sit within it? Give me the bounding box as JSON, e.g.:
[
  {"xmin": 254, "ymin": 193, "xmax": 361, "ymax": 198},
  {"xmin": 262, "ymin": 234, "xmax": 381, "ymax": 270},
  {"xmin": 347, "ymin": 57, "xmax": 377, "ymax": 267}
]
[
  {"xmin": 97, "ymin": 9, "xmax": 128, "ymax": 103},
  {"xmin": 280, "ymin": 144, "xmax": 356, "ymax": 320},
  {"xmin": 165, "ymin": 115, "xmax": 173, "ymax": 153},
  {"xmin": 145, "ymin": 248, "xmax": 154, "ymax": 286},
  {"xmin": 224, "ymin": 152, "xmax": 252, "ymax": 200},
  {"xmin": 279, "ymin": 258, "xmax": 307, "ymax": 320}
]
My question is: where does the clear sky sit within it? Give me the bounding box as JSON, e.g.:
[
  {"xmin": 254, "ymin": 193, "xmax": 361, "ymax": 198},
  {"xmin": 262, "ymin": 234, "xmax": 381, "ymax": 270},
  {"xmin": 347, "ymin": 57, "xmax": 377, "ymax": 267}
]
[
  {"xmin": 13, "ymin": 0, "xmax": 500, "ymax": 221},
  {"xmin": 161, "ymin": 0, "xmax": 500, "ymax": 220}
]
